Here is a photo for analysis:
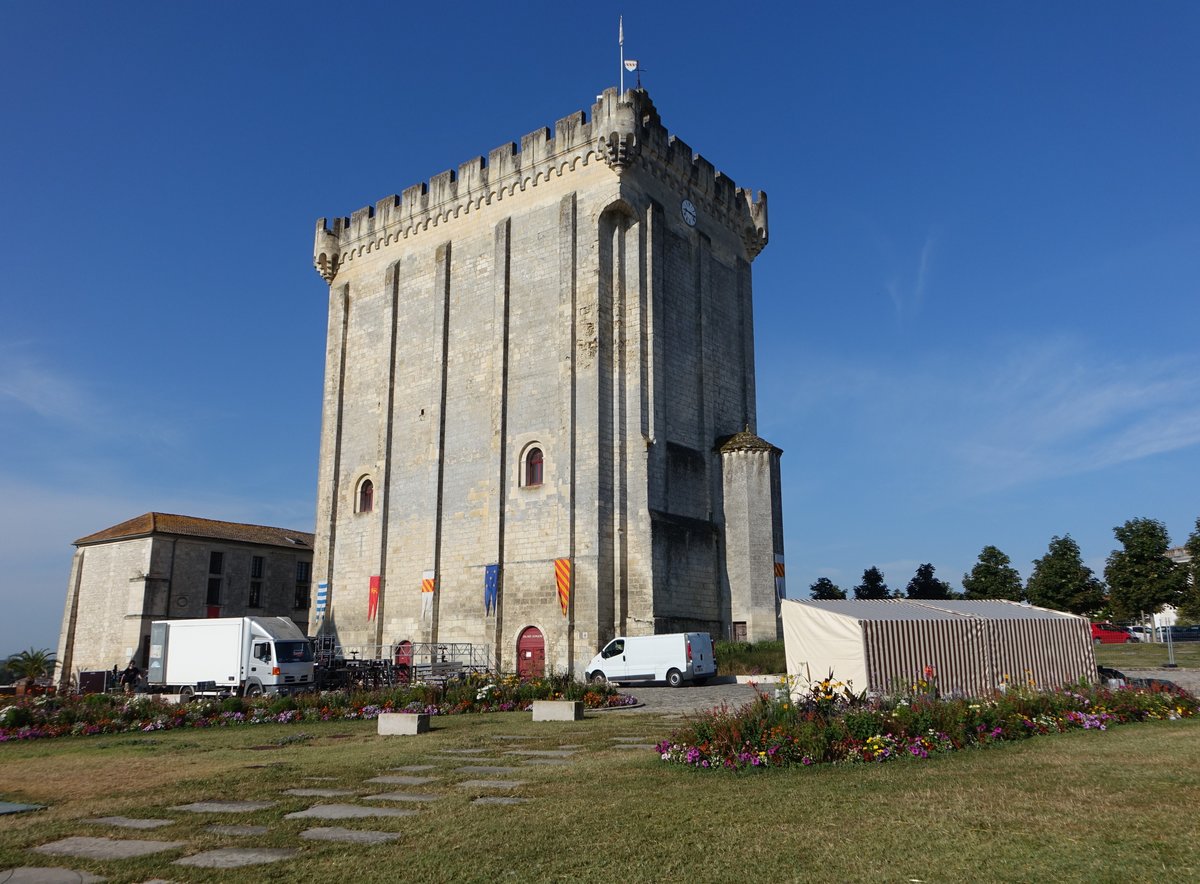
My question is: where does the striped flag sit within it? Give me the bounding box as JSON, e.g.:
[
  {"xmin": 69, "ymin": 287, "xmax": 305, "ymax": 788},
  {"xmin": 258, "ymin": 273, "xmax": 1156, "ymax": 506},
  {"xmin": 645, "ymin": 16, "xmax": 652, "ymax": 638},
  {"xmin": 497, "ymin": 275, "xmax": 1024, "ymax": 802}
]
[
  {"xmin": 484, "ymin": 564, "xmax": 499, "ymax": 616},
  {"xmin": 774, "ymin": 555, "xmax": 786, "ymax": 600},
  {"xmin": 554, "ymin": 558, "xmax": 571, "ymax": 616},
  {"xmin": 421, "ymin": 570, "xmax": 435, "ymax": 621},
  {"xmin": 315, "ymin": 582, "xmax": 328, "ymax": 619},
  {"xmin": 368, "ymin": 575, "xmax": 380, "ymax": 621}
]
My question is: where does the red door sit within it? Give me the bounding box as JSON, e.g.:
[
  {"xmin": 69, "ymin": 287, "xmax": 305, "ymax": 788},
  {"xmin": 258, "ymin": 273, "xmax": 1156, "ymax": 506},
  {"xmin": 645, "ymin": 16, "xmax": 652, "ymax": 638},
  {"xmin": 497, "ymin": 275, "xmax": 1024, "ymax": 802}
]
[
  {"xmin": 516, "ymin": 627, "xmax": 545, "ymax": 679},
  {"xmin": 394, "ymin": 640, "xmax": 413, "ymax": 683}
]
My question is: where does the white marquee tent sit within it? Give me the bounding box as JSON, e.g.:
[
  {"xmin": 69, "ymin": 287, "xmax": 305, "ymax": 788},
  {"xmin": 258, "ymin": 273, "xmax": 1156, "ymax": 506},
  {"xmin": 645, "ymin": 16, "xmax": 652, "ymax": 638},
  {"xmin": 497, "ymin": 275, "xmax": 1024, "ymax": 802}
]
[{"xmin": 781, "ymin": 598, "xmax": 1097, "ymax": 697}]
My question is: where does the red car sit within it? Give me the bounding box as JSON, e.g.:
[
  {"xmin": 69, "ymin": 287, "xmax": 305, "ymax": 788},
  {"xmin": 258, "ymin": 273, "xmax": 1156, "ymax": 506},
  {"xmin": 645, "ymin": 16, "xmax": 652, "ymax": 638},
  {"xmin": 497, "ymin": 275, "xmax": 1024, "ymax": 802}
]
[{"xmin": 1091, "ymin": 623, "xmax": 1136, "ymax": 644}]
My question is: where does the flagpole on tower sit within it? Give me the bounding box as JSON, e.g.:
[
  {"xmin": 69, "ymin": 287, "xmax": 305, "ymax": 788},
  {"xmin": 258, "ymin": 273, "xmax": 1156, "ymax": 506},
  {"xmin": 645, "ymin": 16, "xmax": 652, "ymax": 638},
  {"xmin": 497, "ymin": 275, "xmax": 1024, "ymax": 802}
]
[{"xmin": 619, "ymin": 15, "xmax": 624, "ymax": 95}]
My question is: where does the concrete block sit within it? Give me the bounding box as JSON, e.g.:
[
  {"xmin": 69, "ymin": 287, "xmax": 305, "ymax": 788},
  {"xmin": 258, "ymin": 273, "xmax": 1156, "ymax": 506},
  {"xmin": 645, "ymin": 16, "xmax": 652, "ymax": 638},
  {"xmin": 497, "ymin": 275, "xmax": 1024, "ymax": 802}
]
[
  {"xmin": 378, "ymin": 712, "xmax": 430, "ymax": 736},
  {"xmin": 531, "ymin": 700, "xmax": 583, "ymax": 721}
]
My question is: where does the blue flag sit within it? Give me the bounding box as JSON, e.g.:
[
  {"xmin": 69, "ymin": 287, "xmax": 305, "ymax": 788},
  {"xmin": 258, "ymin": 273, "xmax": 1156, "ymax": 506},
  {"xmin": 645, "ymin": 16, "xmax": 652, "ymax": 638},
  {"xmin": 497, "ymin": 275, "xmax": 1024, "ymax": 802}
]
[{"xmin": 484, "ymin": 564, "xmax": 499, "ymax": 616}]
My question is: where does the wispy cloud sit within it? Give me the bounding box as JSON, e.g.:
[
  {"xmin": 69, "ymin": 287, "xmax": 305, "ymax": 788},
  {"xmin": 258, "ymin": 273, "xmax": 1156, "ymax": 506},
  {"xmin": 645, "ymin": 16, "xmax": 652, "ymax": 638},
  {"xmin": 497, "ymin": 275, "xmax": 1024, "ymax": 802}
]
[
  {"xmin": 0, "ymin": 343, "xmax": 94, "ymax": 425},
  {"xmin": 772, "ymin": 335, "xmax": 1200, "ymax": 495},
  {"xmin": 884, "ymin": 230, "xmax": 938, "ymax": 323}
]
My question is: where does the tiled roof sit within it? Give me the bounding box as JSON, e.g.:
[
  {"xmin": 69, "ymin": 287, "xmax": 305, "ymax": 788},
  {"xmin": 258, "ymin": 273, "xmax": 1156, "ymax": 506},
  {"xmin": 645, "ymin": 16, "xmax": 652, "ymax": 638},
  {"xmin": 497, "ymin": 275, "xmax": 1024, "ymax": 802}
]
[
  {"xmin": 74, "ymin": 513, "xmax": 314, "ymax": 551},
  {"xmin": 717, "ymin": 428, "xmax": 782, "ymax": 454}
]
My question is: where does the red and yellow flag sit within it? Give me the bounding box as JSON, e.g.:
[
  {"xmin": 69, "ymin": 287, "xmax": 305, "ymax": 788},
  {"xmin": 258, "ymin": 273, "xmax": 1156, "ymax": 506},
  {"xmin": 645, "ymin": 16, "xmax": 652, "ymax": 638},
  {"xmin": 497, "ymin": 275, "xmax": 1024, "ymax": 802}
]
[
  {"xmin": 554, "ymin": 558, "xmax": 571, "ymax": 616},
  {"xmin": 368, "ymin": 575, "xmax": 380, "ymax": 621}
]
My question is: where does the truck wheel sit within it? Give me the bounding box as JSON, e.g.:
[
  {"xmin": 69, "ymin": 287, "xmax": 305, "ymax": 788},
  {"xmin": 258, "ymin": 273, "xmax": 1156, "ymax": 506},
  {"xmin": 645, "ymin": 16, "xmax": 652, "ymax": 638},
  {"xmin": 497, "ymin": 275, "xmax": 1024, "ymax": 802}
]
[
  {"xmin": 666, "ymin": 669, "xmax": 684, "ymax": 688},
  {"xmin": 589, "ymin": 672, "xmax": 607, "ymax": 685},
  {"xmin": 244, "ymin": 681, "xmax": 263, "ymax": 698},
  {"xmin": 178, "ymin": 686, "xmax": 194, "ymax": 704}
]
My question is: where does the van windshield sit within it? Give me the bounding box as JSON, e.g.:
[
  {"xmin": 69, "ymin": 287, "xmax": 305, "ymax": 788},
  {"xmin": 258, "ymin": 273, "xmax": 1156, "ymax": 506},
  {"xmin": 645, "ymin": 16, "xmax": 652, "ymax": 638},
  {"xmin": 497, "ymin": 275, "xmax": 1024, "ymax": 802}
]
[{"xmin": 275, "ymin": 641, "xmax": 315, "ymax": 663}]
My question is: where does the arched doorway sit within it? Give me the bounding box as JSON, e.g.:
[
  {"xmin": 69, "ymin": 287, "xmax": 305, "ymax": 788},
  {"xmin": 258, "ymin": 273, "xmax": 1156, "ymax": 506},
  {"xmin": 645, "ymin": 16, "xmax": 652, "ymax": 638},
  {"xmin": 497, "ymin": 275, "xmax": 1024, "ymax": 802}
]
[
  {"xmin": 393, "ymin": 640, "xmax": 412, "ymax": 684},
  {"xmin": 516, "ymin": 626, "xmax": 545, "ymax": 679}
]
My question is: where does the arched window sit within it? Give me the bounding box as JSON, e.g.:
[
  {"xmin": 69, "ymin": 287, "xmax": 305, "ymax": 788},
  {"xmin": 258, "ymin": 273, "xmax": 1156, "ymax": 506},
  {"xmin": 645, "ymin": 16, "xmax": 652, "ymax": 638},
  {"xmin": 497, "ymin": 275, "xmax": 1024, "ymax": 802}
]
[
  {"xmin": 524, "ymin": 447, "xmax": 544, "ymax": 487},
  {"xmin": 357, "ymin": 478, "xmax": 374, "ymax": 513}
]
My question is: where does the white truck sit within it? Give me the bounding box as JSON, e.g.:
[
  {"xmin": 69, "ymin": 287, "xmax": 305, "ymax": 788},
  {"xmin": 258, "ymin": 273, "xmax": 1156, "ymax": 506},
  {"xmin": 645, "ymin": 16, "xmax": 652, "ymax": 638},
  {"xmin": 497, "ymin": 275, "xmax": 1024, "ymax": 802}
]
[
  {"xmin": 146, "ymin": 616, "xmax": 315, "ymax": 700},
  {"xmin": 584, "ymin": 632, "xmax": 717, "ymax": 688}
]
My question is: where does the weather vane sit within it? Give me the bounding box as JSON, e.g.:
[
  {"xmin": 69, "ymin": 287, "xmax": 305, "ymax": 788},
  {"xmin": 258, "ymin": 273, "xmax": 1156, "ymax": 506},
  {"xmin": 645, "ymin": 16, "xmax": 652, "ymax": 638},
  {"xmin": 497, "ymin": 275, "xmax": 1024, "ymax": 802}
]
[{"xmin": 619, "ymin": 16, "xmax": 644, "ymax": 93}]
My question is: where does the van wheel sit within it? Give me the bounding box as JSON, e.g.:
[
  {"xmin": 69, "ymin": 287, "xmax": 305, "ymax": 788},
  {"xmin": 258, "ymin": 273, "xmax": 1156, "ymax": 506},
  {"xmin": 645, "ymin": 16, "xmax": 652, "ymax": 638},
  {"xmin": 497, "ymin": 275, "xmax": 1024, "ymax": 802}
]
[
  {"xmin": 666, "ymin": 669, "xmax": 684, "ymax": 688},
  {"xmin": 244, "ymin": 681, "xmax": 264, "ymax": 698},
  {"xmin": 178, "ymin": 686, "xmax": 194, "ymax": 704},
  {"xmin": 589, "ymin": 672, "xmax": 607, "ymax": 685}
]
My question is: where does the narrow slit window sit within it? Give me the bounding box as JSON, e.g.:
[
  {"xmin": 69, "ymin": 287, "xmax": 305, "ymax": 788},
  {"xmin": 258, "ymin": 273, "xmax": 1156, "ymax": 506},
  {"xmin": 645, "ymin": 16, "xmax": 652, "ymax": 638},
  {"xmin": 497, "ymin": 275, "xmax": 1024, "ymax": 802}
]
[{"xmin": 358, "ymin": 478, "xmax": 374, "ymax": 513}]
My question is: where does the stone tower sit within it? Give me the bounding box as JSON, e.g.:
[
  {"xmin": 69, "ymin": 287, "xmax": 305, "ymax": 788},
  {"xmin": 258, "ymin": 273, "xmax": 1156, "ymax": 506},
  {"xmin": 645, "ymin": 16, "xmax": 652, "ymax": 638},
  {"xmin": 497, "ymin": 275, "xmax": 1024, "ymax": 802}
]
[{"xmin": 310, "ymin": 87, "xmax": 784, "ymax": 675}]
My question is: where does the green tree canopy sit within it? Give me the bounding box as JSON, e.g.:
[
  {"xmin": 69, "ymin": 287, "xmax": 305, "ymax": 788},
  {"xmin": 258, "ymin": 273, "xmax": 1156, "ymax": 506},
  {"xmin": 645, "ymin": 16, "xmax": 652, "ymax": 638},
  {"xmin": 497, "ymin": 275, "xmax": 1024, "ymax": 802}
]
[
  {"xmin": 962, "ymin": 545, "xmax": 1024, "ymax": 601},
  {"xmin": 1025, "ymin": 535, "xmax": 1106, "ymax": 615},
  {"xmin": 1104, "ymin": 517, "xmax": 1186, "ymax": 620},
  {"xmin": 905, "ymin": 563, "xmax": 953, "ymax": 599},
  {"xmin": 5, "ymin": 648, "xmax": 56, "ymax": 683},
  {"xmin": 854, "ymin": 567, "xmax": 891, "ymax": 599},
  {"xmin": 1180, "ymin": 517, "xmax": 1200, "ymax": 621},
  {"xmin": 809, "ymin": 577, "xmax": 847, "ymax": 600}
]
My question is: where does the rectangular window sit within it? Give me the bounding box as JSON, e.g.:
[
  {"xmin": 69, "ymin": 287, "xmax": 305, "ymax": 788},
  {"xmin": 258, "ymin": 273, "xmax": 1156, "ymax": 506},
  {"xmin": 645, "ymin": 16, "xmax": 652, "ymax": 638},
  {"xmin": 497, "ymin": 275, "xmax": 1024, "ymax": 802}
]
[
  {"xmin": 295, "ymin": 560, "xmax": 312, "ymax": 609},
  {"xmin": 250, "ymin": 555, "xmax": 264, "ymax": 579},
  {"xmin": 206, "ymin": 577, "xmax": 222, "ymax": 606},
  {"xmin": 209, "ymin": 551, "xmax": 224, "ymax": 575},
  {"xmin": 248, "ymin": 581, "xmax": 262, "ymax": 608}
]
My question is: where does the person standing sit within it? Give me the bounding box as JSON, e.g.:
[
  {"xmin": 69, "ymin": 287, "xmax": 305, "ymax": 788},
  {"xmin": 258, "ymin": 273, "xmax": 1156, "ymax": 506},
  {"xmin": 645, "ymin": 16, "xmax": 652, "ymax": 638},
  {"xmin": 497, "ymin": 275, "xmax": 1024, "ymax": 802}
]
[{"xmin": 120, "ymin": 660, "xmax": 141, "ymax": 694}]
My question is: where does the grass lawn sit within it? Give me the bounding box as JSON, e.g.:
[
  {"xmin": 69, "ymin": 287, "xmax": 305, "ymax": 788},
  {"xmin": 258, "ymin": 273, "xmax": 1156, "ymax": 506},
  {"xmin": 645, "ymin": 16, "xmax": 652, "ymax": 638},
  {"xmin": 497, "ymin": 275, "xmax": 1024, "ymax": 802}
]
[
  {"xmin": 1, "ymin": 711, "xmax": 1198, "ymax": 881},
  {"xmin": 1095, "ymin": 642, "xmax": 1200, "ymax": 669}
]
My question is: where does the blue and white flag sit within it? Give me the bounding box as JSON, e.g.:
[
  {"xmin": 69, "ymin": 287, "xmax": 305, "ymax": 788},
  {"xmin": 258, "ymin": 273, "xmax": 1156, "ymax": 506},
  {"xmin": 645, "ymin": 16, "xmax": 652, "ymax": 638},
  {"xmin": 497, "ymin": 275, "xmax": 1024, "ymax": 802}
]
[
  {"xmin": 484, "ymin": 564, "xmax": 499, "ymax": 616},
  {"xmin": 315, "ymin": 581, "xmax": 329, "ymax": 618}
]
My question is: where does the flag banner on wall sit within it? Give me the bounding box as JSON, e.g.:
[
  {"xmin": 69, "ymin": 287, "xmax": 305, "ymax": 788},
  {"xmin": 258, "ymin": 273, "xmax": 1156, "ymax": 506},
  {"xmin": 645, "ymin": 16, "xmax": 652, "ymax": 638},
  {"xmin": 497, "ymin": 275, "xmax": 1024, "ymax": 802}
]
[
  {"xmin": 554, "ymin": 558, "xmax": 571, "ymax": 617},
  {"xmin": 315, "ymin": 582, "xmax": 328, "ymax": 619},
  {"xmin": 421, "ymin": 570, "xmax": 435, "ymax": 621},
  {"xmin": 483, "ymin": 564, "xmax": 499, "ymax": 616},
  {"xmin": 774, "ymin": 555, "xmax": 786, "ymax": 600},
  {"xmin": 368, "ymin": 575, "xmax": 380, "ymax": 621}
]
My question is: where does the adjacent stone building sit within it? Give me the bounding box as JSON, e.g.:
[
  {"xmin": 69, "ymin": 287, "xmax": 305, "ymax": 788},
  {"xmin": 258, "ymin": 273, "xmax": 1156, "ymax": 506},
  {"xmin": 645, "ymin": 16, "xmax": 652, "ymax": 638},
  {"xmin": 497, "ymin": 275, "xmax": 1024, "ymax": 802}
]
[
  {"xmin": 310, "ymin": 86, "xmax": 784, "ymax": 676},
  {"xmin": 56, "ymin": 513, "xmax": 314, "ymax": 682}
]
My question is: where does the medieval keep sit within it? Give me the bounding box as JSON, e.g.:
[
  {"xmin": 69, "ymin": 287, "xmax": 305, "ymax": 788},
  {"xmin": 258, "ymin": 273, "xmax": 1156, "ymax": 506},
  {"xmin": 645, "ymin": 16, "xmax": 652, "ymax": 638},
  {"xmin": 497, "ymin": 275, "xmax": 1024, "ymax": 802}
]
[{"xmin": 310, "ymin": 87, "xmax": 784, "ymax": 676}]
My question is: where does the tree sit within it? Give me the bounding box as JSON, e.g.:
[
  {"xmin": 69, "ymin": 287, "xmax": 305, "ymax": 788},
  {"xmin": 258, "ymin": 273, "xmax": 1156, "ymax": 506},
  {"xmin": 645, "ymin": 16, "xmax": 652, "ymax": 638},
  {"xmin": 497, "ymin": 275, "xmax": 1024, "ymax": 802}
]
[
  {"xmin": 1025, "ymin": 535, "xmax": 1106, "ymax": 615},
  {"xmin": 1104, "ymin": 517, "xmax": 1186, "ymax": 621},
  {"xmin": 809, "ymin": 577, "xmax": 846, "ymax": 600},
  {"xmin": 854, "ymin": 567, "xmax": 891, "ymax": 599},
  {"xmin": 5, "ymin": 648, "xmax": 56, "ymax": 689},
  {"xmin": 1180, "ymin": 517, "xmax": 1200, "ymax": 621},
  {"xmin": 905, "ymin": 563, "xmax": 953, "ymax": 599},
  {"xmin": 962, "ymin": 546, "xmax": 1024, "ymax": 601}
]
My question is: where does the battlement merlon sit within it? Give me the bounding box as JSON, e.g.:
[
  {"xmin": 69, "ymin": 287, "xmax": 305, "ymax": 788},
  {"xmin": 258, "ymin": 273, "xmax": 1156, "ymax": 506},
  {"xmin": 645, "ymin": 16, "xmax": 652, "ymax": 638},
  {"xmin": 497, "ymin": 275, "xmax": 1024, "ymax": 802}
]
[{"xmin": 312, "ymin": 87, "xmax": 769, "ymax": 282}]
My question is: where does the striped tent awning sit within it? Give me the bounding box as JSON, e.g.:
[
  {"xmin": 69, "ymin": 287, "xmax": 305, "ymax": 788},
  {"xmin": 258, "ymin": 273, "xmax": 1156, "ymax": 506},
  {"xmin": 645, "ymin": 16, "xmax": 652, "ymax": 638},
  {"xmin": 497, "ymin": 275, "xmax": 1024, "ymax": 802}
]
[{"xmin": 782, "ymin": 599, "xmax": 1096, "ymax": 698}]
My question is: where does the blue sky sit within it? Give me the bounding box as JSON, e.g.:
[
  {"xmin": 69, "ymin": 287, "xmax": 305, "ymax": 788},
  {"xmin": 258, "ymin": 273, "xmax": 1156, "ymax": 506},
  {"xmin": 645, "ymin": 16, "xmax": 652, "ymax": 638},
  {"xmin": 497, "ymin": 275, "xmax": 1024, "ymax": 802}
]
[{"xmin": 2, "ymin": 2, "xmax": 1198, "ymax": 655}]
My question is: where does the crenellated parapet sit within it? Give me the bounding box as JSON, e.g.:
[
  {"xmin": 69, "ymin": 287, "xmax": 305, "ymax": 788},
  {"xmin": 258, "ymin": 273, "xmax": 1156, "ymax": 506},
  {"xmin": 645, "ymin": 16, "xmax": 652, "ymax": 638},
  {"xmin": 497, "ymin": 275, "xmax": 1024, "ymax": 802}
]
[{"xmin": 313, "ymin": 87, "xmax": 769, "ymax": 282}]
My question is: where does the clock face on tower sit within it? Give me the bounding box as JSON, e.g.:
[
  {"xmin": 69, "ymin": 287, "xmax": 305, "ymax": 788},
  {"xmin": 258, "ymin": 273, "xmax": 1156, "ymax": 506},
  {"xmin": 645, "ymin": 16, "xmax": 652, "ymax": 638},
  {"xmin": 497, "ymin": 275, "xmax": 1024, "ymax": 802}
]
[{"xmin": 681, "ymin": 198, "xmax": 697, "ymax": 227}]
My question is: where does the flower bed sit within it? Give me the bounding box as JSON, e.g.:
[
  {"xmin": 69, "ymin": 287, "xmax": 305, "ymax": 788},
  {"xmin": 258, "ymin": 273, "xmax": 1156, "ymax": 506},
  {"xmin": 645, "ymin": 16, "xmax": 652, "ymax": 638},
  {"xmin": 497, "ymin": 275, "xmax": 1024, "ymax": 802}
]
[
  {"xmin": 0, "ymin": 673, "xmax": 636, "ymax": 742},
  {"xmin": 657, "ymin": 673, "xmax": 1199, "ymax": 771}
]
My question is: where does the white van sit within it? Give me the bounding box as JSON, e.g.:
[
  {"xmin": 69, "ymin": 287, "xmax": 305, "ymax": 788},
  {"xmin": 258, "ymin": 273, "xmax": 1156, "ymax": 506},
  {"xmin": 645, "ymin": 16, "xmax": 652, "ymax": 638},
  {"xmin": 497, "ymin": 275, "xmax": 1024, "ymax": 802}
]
[{"xmin": 584, "ymin": 633, "xmax": 717, "ymax": 688}]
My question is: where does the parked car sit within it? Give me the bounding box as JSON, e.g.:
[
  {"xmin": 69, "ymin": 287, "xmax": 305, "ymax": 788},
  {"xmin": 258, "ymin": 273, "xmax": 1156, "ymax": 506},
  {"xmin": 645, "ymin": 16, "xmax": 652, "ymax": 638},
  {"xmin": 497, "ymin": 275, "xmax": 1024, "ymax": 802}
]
[
  {"xmin": 1158, "ymin": 625, "xmax": 1200, "ymax": 643},
  {"xmin": 1091, "ymin": 623, "xmax": 1136, "ymax": 644}
]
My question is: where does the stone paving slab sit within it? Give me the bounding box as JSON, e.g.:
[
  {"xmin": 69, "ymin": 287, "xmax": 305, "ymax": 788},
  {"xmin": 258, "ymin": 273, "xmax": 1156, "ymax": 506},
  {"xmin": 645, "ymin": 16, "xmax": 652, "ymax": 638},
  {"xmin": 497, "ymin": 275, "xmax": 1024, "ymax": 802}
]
[
  {"xmin": 521, "ymin": 758, "xmax": 571, "ymax": 766},
  {"xmin": 173, "ymin": 848, "xmax": 299, "ymax": 869},
  {"xmin": 89, "ymin": 817, "xmax": 174, "ymax": 830},
  {"xmin": 504, "ymin": 749, "xmax": 575, "ymax": 757},
  {"xmin": 456, "ymin": 765, "xmax": 521, "ymax": 775},
  {"xmin": 0, "ymin": 868, "xmax": 106, "ymax": 883},
  {"xmin": 33, "ymin": 837, "xmax": 183, "ymax": 861},
  {"xmin": 0, "ymin": 802, "xmax": 45, "ymax": 816},
  {"xmin": 284, "ymin": 804, "xmax": 418, "ymax": 820},
  {"xmin": 205, "ymin": 825, "xmax": 270, "ymax": 837},
  {"xmin": 283, "ymin": 788, "xmax": 358, "ymax": 798},
  {"xmin": 170, "ymin": 801, "xmax": 275, "ymax": 814},
  {"xmin": 365, "ymin": 775, "xmax": 437, "ymax": 786},
  {"xmin": 457, "ymin": 780, "xmax": 526, "ymax": 790},
  {"xmin": 612, "ymin": 743, "xmax": 657, "ymax": 750},
  {"xmin": 388, "ymin": 764, "xmax": 437, "ymax": 772},
  {"xmin": 439, "ymin": 748, "xmax": 493, "ymax": 755},
  {"xmin": 471, "ymin": 797, "xmax": 529, "ymax": 806},
  {"xmin": 610, "ymin": 736, "xmax": 653, "ymax": 742},
  {"xmin": 300, "ymin": 827, "xmax": 400, "ymax": 844},
  {"xmin": 304, "ymin": 776, "xmax": 340, "ymax": 781},
  {"xmin": 364, "ymin": 792, "xmax": 443, "ymax": 802}
]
